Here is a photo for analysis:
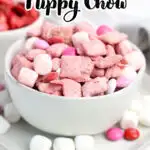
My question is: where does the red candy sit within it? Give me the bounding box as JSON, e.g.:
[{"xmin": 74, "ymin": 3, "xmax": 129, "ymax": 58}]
[
  {"xmin": 0, "ymin": 2, "xmax": 39, "ymax": 31},
  {"xmin": 124, "ymin": 128, "xmax": 140, "ymax": 141}
]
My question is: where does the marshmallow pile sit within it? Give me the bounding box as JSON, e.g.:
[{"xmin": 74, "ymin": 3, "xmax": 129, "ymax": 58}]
[
  {"xmin": 11, "ymin": 21, "xmax": 145, "ymax": 97},
  {"xmin": 0, "ymin": 83, "xmax": 21, "ymax": 135},
  {"xmin": 30, "ymin": 135, "xmax": 95, "ymax": 150},
  {"xmin": 106, "ymin": 95, "xmax": 150, "ymax": 141}
]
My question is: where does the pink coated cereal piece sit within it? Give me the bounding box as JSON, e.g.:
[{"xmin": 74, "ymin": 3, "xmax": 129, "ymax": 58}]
[
  {"xmin": 96, "ymin": 25, "xmax": 113, "ymax": 36},
  {"xmin": 124, "ymin": 51, "xmax": 145, "ymax": 71},
  {"xmin": 82, "ymin": 77, "xmax": 108, "ymax": 97},
  {"xmin": 18, "ymin": 67, "xmax": 38, "ymax": 87},
  {"xmin": 61, "ymin": 79, "xmax": 82, "ymax": 97},
  {"xmin": 37, "ymin": 82, "xmax": 62, "ymax": 95},
  {"xmin": 33, "ymin": 39, "xmax": 49, "ymax": 50},
  {"xmin": 25, "ymin": 49, "xmax": 46, "ymax": 61},
  {"xmin": 98, "ymin": 31, "xmax": 128, "ymax": 45},
  {"xmin": 106, "ymin": 45, "xmax": 116, "ymax": 56},
  {"xmin": 116, "ymin": 40, "xmax": 133, "ymax": 56},
  {"xmin": 105, "ymin": 65, "xmax": 122, "ymax": 79},
  {"xmin": 116, "ymin": 76, "xmax": 133, "ymax": 88},
  {"xmin": 95, "ymin": 55, "xmax": 122, "ymax": 69},
  {"xmin": 52, "ymin": 58, "xmax": 60, "ymax": 71},
  {"xmin": 60, "ymin": 56, "xmax": 82, "ymax": 79},
  {"xmin": 62, "ymin": 47, "xmax": 76, "ymax": 56},
  {"xmin": 75, "ymin": 21, "xmax": 96, "ymax": 35},
  {"xmin": 82, "ymin": 40, "xmax": 107, "ymax": 57},
  {"xmin": 90, "ymin": 56, "xmax": 102, "ymax": 61},
  {"xmin": 47, "ymin": 43, "xmax": 68, "ymax": 58},
  {"xmin": 91, "ymin": 68, "xmax": 105, "ymax": 78},
  {"xmin": 106, "ymin": 128, "xmax": 124, "ymax": 141},
  {"xmin": 0, "ymin": 84, "xmax": 5, "ymax": 91}
]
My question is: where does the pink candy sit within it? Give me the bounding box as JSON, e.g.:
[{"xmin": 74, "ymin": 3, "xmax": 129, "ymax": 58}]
[
  {"xmin": 33, "ymin": 39, "xmax": 49, "ymax": 50},
  {"xmin": 106, "ymin": 128, "xmax": 124, "ymax": 141},
  {"xmin": 96, "ymin": 25, "xmax": 113, "ymax": 36},
  {"xmin": 62, "ymin": 47, "xmax": 76, "ymax": 56}
]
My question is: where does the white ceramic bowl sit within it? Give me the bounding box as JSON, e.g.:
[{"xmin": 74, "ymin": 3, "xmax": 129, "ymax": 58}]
[
  {"xmin": 4, "ymin": 40, "xmax": 146, "ymax": 136},
  {"xmin": 0, "ymin": 14, "xmax": 43, "ymax": 75}
]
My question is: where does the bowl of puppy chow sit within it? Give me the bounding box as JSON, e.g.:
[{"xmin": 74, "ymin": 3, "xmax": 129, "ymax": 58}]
[
  {"xmin": 0, "ymin": 0, "xmax": 43, "ymax": 74},
  {"xmin": 4, "ymin": 21, "xmax": 146, "ymax": 136}
]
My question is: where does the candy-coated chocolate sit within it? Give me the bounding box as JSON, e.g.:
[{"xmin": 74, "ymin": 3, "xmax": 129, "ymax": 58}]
[
  {"xmin": 62, "ymin": 47, "xmax": 76, "ymax": 56},
  {"xmin": 124, "ymin": 128, "xmax": 140, "ymax": 141},
  {"xmin": 96, "ymin": 25, "xmax": 113, "ymax": 36},
  {"xmin": 106, "ymin": 128, "xmax": 124, "ymax": 141},
  {"xmin": 34, "ymin": 39, "xmax": 49, "ymax": 50}
]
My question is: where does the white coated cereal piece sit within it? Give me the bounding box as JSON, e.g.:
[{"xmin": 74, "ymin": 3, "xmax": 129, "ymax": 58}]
[
  {"xmin": 0, "ymin": 116, "xmax": 11, "ymax": 134},
  {"xmin": 24, "ymin": 37, "xmax": 39, "ymax": 50},
  {"xmin": 4, "ymin": 103, "xmax": 21, "ymax": 123},
  {"xmin": 53, "ymin": 137, "xmax": 75, "ymax": 150},
  {"xmin": 74, "ymin": 135, "xmax": 95, "ymax": 150},
  {"xmin": 139, "ymin": 109, "xmax": 150, "ymax": 127},
  {"xmin": 120, "ymin": 110, "xmax": 139, "ymax": 129},
  {"xmin": 129, "ymin": 100, "xmax": 143, "ymax": 116},
  {"xmin": 18, "ymin": 67, "xmax": 38, "ymax": 87},
  {"xmin": 30, "ymin": 135, "xmax": 52, "ymax": 150},
  {"xmin": 34, "ymin": 54, "xmax": 52, "ymax": 75},
  {"xmin": 107, "ymin": 79, "xmax": 117, "ymax": 94}
]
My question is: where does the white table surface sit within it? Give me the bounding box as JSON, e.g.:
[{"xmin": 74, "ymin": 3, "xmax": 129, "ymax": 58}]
[{"xmin": 0, "ymin": 72, "xmax": 150, "ymax": 150}]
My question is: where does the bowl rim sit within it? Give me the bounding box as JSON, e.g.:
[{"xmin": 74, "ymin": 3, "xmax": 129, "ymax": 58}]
[
  {"xmin": 0, "ymin": 13, "xmax": 43, "ymax": 36},
  {"xmin": 5, "ymin": 39, "xmax": 146, "ymax": 101}
]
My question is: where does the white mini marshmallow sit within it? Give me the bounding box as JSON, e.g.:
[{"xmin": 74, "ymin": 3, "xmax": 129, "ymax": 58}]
[
  {"xmin": 34, "ymin": 54, "xmax": 52, "ymax": 75},
  {"xmin": 53, "ymin": 137, "xmax": 75, "ymax": 150},
  {"xmin": 107, "ymin": 79, "xmax": 117, "ymax": 94},
  {"xmin": 139, "ymin": 109, "xmax": 150, "ymax": 127},
  {"xmin": 74, "ymin": 135, "xmax": 95, "ymax": 150},
  {"xmin": 18, "ymin": 67, "xmax": 38, "ymax": 87},
  {"xmin": 120, "ymin": 110, "xmax": 139, "ymax": 129},
  {"xmin": 129, "ymin": 100, "xmax": 143, "ymax": 116},
  {"xmin": 4, "ymin": 103, "xmax": 21, "ymax": 123},
  {"xmin": 0, "ymin": 116, "xmax": 11, "ymax": 134},
  {"xmin": 30, "ymin": 135, "xmax": 52, "ymax": 150},
  {"xmin": 72, "ymin": 31, "xmax": 90, "ymax": 43},
  {"xmin": 24, "ymin": 37, "xmax": 38, "ymax": 50}
]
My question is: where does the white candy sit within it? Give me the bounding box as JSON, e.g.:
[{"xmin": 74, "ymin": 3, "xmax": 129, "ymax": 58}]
[
  {"xmin": 34, "ymin": 54, "xmax": 52, "ymax": 75},
  {"xmin": 53, "ymin": 137, "xmax": 75, "ymax": 150},
  {"xmin": 0, "ymin": 116, "xmax": 11, "ymax": 134},
  {"xmin": 129, "ymin": 100, "xmax": 143, "ymax": 115},
  {"xmin": 18, "ymin": 67, "xmax": 38, "ymax": 88},
  {"xmin": 24, "ymin": 37, "xmax": 38, "ymax": 50},
  {"xmin": 30, "ymin": 135, "xmax": 52, "ymax": 150},
  {"xmin": 74, "ymin": 135, "xmax": 95, "ymax": 150},
  {"xmin": 120, "ymin": 110, "xmax": 139, "ymax": 129},
  {"xmin": 4, "ymin": 103, "xmax": 21, "ymax": 123},
  {"xmin": 107, "ymin": 79, "xmax": 117, "ymax": 94}
]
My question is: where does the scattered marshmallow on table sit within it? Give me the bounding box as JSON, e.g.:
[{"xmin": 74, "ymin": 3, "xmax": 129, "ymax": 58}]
[
  {"xmin": 4, "ymin": 103, "xmax": 21, "ymax": 123},
  {"xmin": 53, "ymin": 137, "xmax": 75, "ymax": 150},
  {"xmin": 18, "ymin": 67, "xmax": 38, "ymax": 88},
  {"xmin": 30, "ymin": 135, "xmax": 52, "ymax": 150},
  {"xmin": 74, "ymin": 135, "xmax": 95, "ymax": 150},
  {"xmin": 33, "ymin": 54, "xmax": 52, "ymax": 75},
  {"xmin": 120, "ymin": 110, "xmax": 139, "ymax": 129},
  {"xmin": 0, "ymin": 116, "xmax": 11, "ymax": 134}
]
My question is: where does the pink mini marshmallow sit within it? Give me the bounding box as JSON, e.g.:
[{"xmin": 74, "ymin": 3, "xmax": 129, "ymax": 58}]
[
  {"xmin": 18, "ymin": 67, "xmax": 38, "ymax": 87},
  {"xmin": 34, "ymin": 54, "xmax": 52, "ymax": 75},
  {"xmin": 33, "ymin": 39, "xmax": 49, "ymax": 50},
  {"xmin": 116, "ymin": 40, "xmax": 133, "ymax": 56},
  {"xmin": 26, "ymin": 49, "xmax": 46, "ymax": 61},
  {"xmin": 96, "ymin": 25, "xmax": 113, "ymax": 36},
  {"xmin": 124, "ymin": 51, "xmax": 145, "ymax": 71},
  {"xmin": 62, "ymin": 47, "xmax": 76, "ymax": 56}
]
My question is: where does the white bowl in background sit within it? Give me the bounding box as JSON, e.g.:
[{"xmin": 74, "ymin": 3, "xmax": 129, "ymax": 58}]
[
  {"xmin": 0, "ymin": 14, "xmax": 43, "ymax": 75},
  {"xmin": 4, "ymin": 40, "xmax": 146, "ymax": 136}
]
